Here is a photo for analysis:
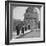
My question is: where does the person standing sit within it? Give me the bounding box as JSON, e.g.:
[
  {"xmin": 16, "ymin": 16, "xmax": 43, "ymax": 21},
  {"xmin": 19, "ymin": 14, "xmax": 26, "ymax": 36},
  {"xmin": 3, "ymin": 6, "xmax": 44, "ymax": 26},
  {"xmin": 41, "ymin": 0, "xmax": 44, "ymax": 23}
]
[
  {"xmin": 16, "ymin": 25, "xmax": 20, "ymax": 36},
  {"xmin": 21, "ymin": 26, "xmax": 24, "ymax": 35},
  {"xmin": 25, "ymin": 26, "xmax": 27, "ymax": 31},
  {"xmin": 28, "ymin": 25, "xmax": 30, "ymax": 30}
]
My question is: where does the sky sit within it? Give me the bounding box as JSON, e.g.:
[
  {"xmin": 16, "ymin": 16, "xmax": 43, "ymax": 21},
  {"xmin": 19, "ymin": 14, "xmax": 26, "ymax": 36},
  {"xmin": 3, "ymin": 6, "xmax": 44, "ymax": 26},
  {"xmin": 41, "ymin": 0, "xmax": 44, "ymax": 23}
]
[{"xmin": 12, "ymin": 7, "xmax": 28, "ymax": 21}]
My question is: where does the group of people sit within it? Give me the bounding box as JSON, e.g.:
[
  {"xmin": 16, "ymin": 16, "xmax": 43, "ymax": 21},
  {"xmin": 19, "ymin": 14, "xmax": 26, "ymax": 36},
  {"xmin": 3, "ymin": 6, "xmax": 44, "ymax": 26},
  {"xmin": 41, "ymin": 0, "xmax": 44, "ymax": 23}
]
[{"xmin": 16, "ymin": 24, "xmax": 31, "ymax": 36}]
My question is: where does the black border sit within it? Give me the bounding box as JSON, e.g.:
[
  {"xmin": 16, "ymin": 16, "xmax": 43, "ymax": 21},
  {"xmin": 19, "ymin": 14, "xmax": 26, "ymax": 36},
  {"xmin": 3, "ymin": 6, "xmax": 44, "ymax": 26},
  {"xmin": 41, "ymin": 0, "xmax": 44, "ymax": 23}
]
[
  {"xmin": 5, "ymin": 1, "xmax": 9, "ymax": 45},
  {"xmin": 5, "ymin": 1, "xmax": 45, "ymax": 45}
]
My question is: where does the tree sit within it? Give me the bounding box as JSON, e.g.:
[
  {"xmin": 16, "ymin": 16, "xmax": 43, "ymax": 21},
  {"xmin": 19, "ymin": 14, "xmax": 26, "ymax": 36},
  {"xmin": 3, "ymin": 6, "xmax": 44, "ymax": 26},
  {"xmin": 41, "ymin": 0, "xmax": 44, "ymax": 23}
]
[{"xmin": 24, "ymin": 7, "xmax": 39, "ymax": 29}]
